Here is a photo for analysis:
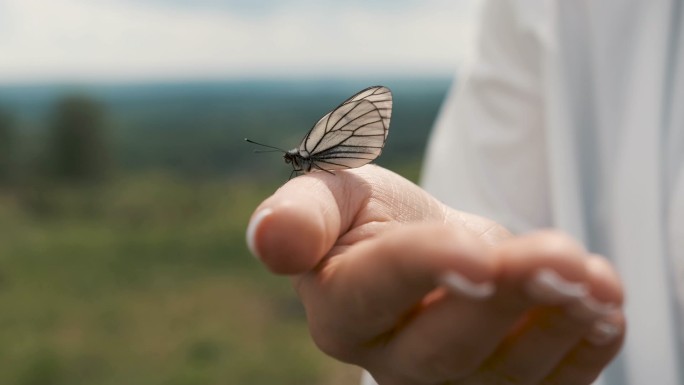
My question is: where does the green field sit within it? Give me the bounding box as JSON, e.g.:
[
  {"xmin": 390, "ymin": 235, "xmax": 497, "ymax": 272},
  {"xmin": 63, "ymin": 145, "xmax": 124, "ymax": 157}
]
[
  {"xmin": 0, "ymin": 79, "xmax": 444, "ymax": 384},
  {"xmin": 0, "ymin": 175, "xmax": 368, "ymax": 385}
]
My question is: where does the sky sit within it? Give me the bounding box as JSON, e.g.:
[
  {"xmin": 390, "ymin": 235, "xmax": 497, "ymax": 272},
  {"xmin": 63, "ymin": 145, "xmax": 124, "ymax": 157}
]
[{"xmin": 0, "ymin": 0, "xmax": 483, "ymax": 84}]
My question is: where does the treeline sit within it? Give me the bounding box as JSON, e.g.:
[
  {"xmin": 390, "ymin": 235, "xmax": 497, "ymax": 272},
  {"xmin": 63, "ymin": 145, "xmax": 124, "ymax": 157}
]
[
  {"xmin": 0, "ymin": 95, "xmax": 109, "ymax": 187},
  {"xmin": 0, "ymin": 79, "xmax": 451, "ymax": 184}
]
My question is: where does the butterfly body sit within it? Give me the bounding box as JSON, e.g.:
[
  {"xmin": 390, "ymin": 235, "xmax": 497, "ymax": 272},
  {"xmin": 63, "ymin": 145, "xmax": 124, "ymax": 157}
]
[
  {"xmin": 247, "ymin": 85, "xmax": 392, "ymax": 177},
  {"xmin": 284, "ymin": 148, "xmax": 313, "ymax": 173}
]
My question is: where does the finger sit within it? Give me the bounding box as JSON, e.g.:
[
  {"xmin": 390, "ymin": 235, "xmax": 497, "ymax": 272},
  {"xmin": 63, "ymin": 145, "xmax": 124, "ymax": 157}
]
[
  {"xmin": 541, "ymin": 257, "xmax": 626, "ymax": 385},
  {"xmin": 246, "ymin": 165, "xmax": 445, "ymax": 274},
  {"xmin": 467, "ymin": 253, "xmax": 624, "ymax": 384},
  {"xmin": 298, "ymin": 223, "xmax": 497, "ymax": 363},
  {"xmin": 379, "ymin": 231, "xmax": 598, "ymax": 383},
  {"xmin": 493, "ymin": 230, "xmax": 592, "ymax": 308},
  {"xmin": 542, "ymin": 313, "xmax": 625, "ymax": 385}
]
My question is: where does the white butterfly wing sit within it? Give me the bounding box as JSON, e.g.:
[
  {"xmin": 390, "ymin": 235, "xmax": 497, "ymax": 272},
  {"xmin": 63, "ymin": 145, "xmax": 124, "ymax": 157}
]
[{"xmin": 299, "ymin": 86, "xmax": 392, "ymax": 170}]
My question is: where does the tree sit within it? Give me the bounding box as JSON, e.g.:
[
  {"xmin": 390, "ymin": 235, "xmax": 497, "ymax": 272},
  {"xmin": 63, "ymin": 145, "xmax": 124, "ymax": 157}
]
[
  {"xmin": 49, "ymin": 95, "xmax": 109, "ymax": 182},
  {"xmin": 0, "ymin": 107, "xmax": 14, "ymax": 185}
]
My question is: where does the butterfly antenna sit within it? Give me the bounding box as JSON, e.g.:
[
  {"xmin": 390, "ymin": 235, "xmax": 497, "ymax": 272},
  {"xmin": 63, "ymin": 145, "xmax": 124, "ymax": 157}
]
[
  {"xmin": 252, "ymin": 149, "xmax": 283, "ymax": 153},
  {"xmin": 244, "ymin": 138, "xmax": 287, "ymax": 152}
]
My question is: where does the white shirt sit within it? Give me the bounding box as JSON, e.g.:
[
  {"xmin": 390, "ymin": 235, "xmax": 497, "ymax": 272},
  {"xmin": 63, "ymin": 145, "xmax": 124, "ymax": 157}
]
[
  {"xmin": 364, "ymin": 0, "xmax": 683, "ymax": 384},
  {"xmin": 421, "ymin": 0, "xmax": 684, "ymax": 384}
]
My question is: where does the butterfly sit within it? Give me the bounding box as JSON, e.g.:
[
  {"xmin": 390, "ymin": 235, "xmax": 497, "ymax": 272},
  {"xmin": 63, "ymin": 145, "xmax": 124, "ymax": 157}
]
[{"xmin": 246, "ymin": 85, "xmax": 392, "ymax": 178}]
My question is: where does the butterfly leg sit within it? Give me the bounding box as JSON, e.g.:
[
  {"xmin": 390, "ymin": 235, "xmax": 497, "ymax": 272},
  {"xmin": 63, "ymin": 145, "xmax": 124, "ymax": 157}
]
[{"xmin": 288, "ymin": 169, "xmax": 298, "ymax": 180}]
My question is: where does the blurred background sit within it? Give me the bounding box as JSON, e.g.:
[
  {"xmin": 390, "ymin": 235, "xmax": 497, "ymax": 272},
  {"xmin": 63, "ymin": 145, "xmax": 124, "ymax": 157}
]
[{"xmin": 0, "ymin": 0, "xmax": 482, "ymax": 384}]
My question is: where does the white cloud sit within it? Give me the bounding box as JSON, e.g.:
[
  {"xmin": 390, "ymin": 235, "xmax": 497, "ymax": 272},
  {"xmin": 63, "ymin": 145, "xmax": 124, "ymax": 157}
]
[{"xmin": 0, "ymin": 0, "xmax": 482, "ymax": 83}]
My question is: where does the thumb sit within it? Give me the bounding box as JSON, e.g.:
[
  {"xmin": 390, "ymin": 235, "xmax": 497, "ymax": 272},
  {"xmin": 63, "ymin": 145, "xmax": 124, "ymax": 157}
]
[
  {"xmin": 245, "ymin": 169, "xmax": 347, "ymax": 275},
  {"xmin": 245, "ymin": 165, "xmax": 444, "ymax": 275}
]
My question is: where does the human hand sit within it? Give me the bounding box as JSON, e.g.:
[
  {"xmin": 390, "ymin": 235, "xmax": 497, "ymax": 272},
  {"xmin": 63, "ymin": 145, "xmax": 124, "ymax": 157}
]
[{"xmin": 246, "ymin": 165, "xmax": 624, "ymax": 385}]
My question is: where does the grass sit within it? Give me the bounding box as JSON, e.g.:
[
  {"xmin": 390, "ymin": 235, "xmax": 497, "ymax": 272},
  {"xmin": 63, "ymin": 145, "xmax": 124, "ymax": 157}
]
[{"xmin": 0, "ymin": 173, "xmax": 363, "ymax": 385}]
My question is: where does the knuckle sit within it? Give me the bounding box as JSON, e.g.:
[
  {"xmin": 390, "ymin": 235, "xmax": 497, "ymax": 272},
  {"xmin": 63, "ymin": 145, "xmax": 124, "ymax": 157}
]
[
  {"xmin": 532, "ymin": 230, "xmax": 585, "ymax": 258},
  {"xmin": 470, "ymin": 217, "xmax": 513, "ymax": 245}
]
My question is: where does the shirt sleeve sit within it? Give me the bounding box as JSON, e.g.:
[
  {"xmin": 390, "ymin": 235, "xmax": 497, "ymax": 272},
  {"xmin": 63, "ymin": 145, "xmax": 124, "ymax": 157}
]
[{"xmin": 420, "ymin": 0, "xmax": 552, "ymax": 234}]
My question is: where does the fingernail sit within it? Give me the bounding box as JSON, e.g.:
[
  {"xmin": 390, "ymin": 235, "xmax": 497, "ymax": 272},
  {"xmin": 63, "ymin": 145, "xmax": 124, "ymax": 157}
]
[
  {"xmin": 525, "ymin": 268, "xmax": 588, "ymax": 304},
  {"xmin": 567, "ymin": 296, "xmax": 618, "ymax": 320},
  {"xmin": 439, "ymin": 272, "xmax": 496, "ymax": 300},
  {"xmin": 246, "ymin": 208, "xmax": 273, "ymax": 259},
  {"xmin": 586, "ymin": 319, "xmax": 622, "ymax": 346}
]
